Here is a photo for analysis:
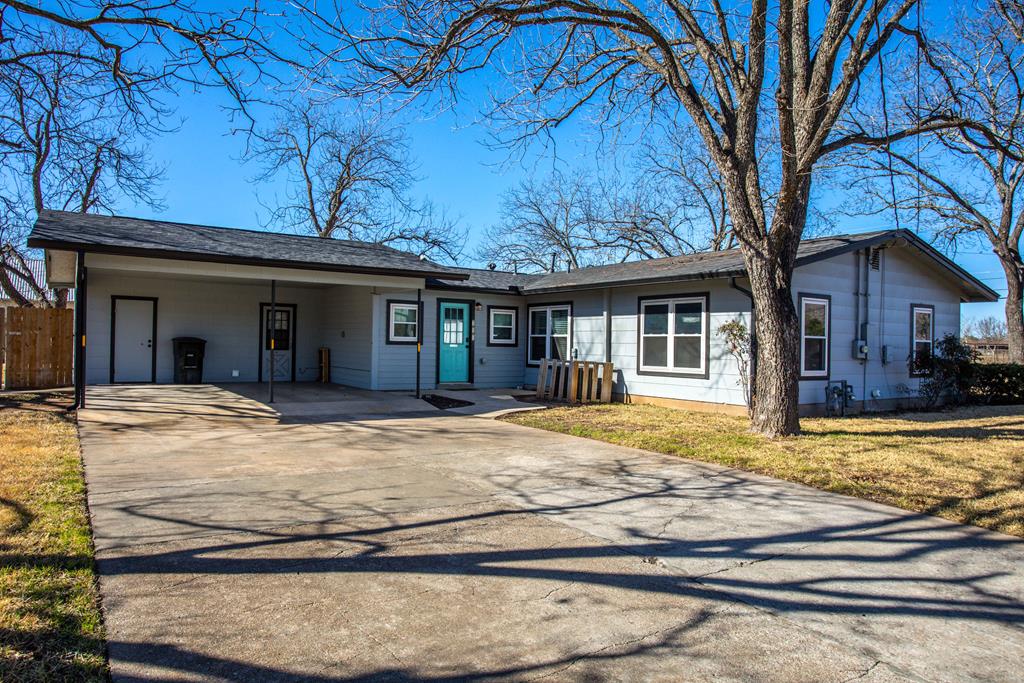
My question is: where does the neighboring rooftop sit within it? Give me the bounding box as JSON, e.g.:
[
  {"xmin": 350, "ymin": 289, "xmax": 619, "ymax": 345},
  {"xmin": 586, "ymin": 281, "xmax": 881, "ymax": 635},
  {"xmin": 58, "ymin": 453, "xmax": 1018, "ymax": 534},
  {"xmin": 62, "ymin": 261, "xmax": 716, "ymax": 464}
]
[
  {"xmin": 27, "ymin": 210, "xmax": 468, "ymax": 280},
  {"xmin": 0, "ymin": 258, "xmax": 74, "ymax": 302}
]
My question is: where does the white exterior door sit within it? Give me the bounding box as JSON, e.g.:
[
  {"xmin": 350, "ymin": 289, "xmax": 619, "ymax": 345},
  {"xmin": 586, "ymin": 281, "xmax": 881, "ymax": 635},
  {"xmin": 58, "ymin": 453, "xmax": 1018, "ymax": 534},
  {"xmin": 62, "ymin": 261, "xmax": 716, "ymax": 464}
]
[
  {"xmin": 261, "ymin": 304, "xmax": 295, "ymax": 382},
  {"xmin": 113, "ymin": 298, "xmax": 155, "ymax": 382}
]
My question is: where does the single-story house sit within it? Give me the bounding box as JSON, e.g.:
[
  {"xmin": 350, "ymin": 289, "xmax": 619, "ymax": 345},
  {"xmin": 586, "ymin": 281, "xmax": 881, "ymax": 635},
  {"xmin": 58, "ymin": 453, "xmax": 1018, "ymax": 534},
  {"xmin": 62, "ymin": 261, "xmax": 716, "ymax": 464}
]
[{"xmin": 28, "ymin": 210, "xmax": 998, "ymax": 414}]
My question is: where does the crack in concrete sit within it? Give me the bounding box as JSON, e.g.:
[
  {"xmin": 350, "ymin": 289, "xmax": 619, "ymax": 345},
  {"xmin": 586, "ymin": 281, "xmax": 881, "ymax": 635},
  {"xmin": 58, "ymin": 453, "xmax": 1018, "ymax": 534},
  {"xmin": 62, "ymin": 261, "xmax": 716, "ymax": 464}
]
[
  {"xmin": 842, "ymin": 660, "xmax": 883, "ymax": 682},
  {"xmin": 525, "ymin": 624, "xmax": 678, "ymax": 680}
]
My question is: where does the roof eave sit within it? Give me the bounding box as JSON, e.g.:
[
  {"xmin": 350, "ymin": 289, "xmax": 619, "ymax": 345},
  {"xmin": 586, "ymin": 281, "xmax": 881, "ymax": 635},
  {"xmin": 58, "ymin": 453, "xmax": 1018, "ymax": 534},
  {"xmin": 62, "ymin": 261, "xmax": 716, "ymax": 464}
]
[
  {"xmin": 521, "ymin": 268, "xmax": 747, "ymax": 295},
  {"xmin": 27, "ymin": 236, "xmax": 470, "ymax": 282},
  {"xmin": 794, "ymin": 229, "xmax": 999, "ymax": 302},
  {"xmin": 425, "ymin": 281, "xmax": 524, "ymax": 295}
]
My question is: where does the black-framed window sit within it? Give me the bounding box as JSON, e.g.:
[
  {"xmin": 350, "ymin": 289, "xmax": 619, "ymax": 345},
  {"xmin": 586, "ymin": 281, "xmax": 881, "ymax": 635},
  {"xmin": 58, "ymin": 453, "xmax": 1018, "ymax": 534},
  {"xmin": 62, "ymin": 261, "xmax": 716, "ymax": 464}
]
[
  {"xmin": 638, "ymin": 295, "xmax": 707, "ymax": 374},
  {"xmin": 799, "ymin": 294, "xmax": 830, "ymax": 378},
  {"xmin": 387, "ymin": 300, "xmax": 419, "ymax": 344},
  {"xmin": 488, "ymin": 306, "xmax": 518, "ymax": 346},
  {"xmin": 910, "ymin": 304, "xmax": 935, "ymax": 376},
  {"xmin": 528, "ymin": 304, "xmax": 571, "ymax": 363},
  {"xmin": 265, "ymin": 308, "xmax": 292, "ymax": 351}
]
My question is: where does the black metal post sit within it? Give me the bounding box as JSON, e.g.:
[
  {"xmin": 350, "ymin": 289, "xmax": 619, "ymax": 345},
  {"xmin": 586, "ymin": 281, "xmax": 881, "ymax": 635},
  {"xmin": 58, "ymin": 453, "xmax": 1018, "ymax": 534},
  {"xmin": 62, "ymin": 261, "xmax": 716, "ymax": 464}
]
[
  {"xmin": 269, "ymin": 279, "xmax": 276, "ymax": 404},
  {"xmin": 73, "ymin": 251, "xmax": 87, "ymax": 409},
  {"xmin": 415, "ymin": 288, "xmax": 422, "ymax": 399}
]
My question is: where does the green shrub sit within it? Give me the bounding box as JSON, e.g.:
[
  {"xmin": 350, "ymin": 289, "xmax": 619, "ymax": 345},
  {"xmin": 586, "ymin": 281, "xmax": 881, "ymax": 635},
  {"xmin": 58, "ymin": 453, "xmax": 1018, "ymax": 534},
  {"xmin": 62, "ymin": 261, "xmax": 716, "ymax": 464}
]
[
  {"xmin": 918, "ymin": 334, "xmax": 977, "ymax": 408},
  {"xmin": 971, "ymin": 363, "xmax": 1024, "ymax": 405}
]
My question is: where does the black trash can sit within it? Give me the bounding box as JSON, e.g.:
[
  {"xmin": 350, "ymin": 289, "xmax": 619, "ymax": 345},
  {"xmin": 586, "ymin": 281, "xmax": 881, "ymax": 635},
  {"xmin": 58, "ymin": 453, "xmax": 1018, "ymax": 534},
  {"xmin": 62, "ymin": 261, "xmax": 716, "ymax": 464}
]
[{"xmin": 172, "ymin": 337, "xmax": 206, "ymax": 384}]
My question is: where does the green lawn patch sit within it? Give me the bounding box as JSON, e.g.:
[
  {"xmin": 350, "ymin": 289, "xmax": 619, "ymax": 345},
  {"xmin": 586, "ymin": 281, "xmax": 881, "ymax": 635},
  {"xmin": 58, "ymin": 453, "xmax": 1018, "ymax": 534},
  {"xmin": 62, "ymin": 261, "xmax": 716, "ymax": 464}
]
[{"xmin": 0, "ymin": 398, "xmax": 107, "ymax": 681}]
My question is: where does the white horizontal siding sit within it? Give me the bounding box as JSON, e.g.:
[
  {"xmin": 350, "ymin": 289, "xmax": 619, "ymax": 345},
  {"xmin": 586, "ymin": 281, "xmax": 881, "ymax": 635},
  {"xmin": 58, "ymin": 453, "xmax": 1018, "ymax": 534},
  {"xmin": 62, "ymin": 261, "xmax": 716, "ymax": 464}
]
[
  {"xmin": 320, "ymin": 285, "xmax": 373, "ymax": 389},
  {"xmin": 523, "ymin": 282, "xmax": 753, "ymax": 407},
  {"xmin": 793, "ymin": 245, "xmax": 963, "ymax": 408},
  {"xmin": 84, "ymin": 271, "xmax": 326, "ymax": 383},
  {"xmin": 372, "ymin": 290, "xmax": 527, "ymax": 390}
]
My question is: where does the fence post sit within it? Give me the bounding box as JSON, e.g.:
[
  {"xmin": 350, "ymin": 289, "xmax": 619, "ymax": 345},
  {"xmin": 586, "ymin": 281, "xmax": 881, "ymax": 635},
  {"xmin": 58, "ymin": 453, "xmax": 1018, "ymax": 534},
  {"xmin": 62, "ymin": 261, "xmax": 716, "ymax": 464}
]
[
  {"xmin": 601, "ymin": 362, "xmax": 614, "ymax": 403},
  {"xmin": 536, "ymin": 359, "xmax": 550, "ymax": 398},
  {"xmin": 567, "ymin": 360, "xmax": 580, "ymax": 404}
]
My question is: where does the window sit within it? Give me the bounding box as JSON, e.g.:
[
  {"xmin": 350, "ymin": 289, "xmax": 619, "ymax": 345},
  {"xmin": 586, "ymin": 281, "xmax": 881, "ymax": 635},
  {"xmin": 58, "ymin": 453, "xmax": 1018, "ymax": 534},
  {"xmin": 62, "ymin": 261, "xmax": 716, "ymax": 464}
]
[
  {"xmin": 265, "ymin": 308, "xmax": 291, "ymax": 351},
  {"xmin": 910, "ymin": 305, "xmax": 935, "ymax": 376},
  {"xmin": 638, "ymin": 295, "xmax": 707, "ymax": 374},
  {"xmin": 799, "ymin": 295, "xmax": 830, "ymax": 378},
  {"xmin": 488, "ymin": 306, "xmax": 518, "ymax": 346},
  {"xmin": 528, "ymin": 304, "xmax": 571, "ymax": 363},
  {"xmin": 387, "ymin": 300, "xmax": 419, "ymax": 344}
]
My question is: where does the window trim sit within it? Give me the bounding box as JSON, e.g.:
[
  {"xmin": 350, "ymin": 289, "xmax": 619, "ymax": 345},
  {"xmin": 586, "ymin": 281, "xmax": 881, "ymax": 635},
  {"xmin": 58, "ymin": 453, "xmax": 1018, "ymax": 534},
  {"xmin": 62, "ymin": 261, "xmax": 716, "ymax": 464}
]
[
  {"xmin": 798, "ymin": 292, "xmax": 831, "ymax": 380},
  {"xmin": 526, "ymin": 302, "xmax": 573, "ymax": 366},
  {"xmin": 486, "ymin": 305, "xmax": 519, "ymax": 347},
  {"xmin": 909, "ymin": 303, "xmax": 935, "ymax": 378},
  {"xmin": 635, "ymin": 292, "xmax": 710, "ymax": 379},
  {"xmin": 386, "ymin": 299, "xmax": 420, "ymax": 345}
]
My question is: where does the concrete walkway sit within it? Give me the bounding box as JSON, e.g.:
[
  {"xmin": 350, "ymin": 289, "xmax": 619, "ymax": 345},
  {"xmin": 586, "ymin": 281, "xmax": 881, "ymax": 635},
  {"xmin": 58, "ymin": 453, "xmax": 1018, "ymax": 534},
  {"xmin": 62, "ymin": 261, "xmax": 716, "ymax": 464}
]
[{"xmin": 78, "ymin": 385, "xmax": 1024, "ymax": 682}]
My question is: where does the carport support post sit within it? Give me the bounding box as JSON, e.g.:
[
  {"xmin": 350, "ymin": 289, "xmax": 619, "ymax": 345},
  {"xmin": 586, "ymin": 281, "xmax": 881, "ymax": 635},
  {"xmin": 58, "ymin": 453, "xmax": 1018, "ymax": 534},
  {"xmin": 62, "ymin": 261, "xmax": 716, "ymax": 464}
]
[
  {"xmin": 415, "ymin": 288, "xmax": 422, "ymax": 399},
  {"xmin": 269, "ymin": 279, "xmax": 276, "ymax": 404},
  {"xmin": 73, "ymin": 250, "xmax": 87, "ymax": 410}
]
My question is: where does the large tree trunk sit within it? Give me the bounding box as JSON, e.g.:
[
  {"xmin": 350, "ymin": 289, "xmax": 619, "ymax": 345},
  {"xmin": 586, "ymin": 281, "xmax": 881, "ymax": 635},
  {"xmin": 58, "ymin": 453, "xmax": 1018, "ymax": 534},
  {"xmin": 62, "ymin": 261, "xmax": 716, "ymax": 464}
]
[
  {"xmin": 1003, "ymin": 258, "xmax": 1024, "ymax": 364},
  {"xmin": 746, "ymin": 253, "xmax": 802, "ymax": 436}
]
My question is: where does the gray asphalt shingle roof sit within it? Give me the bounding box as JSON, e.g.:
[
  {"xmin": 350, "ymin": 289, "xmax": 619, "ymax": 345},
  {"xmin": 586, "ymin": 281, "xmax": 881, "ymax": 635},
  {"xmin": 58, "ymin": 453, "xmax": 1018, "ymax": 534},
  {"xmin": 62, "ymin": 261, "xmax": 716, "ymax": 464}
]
[
  {"xmin": 520, "ymin": 230, "xmax": 896, "ymax": 292},
  {"xmin": 26, "ymin": 212, "xmax": 997, "ymax": 302},
  {"xmin": 426, "ymin": 267, "xmax": 540, "ymax": 293},
  {"xmin": 428, "ymin": 229, "xmax": 997, "ymax": 302},
  {"xmin": 27, "ymin": 210, "xmax": 468, "ymax": 280}
]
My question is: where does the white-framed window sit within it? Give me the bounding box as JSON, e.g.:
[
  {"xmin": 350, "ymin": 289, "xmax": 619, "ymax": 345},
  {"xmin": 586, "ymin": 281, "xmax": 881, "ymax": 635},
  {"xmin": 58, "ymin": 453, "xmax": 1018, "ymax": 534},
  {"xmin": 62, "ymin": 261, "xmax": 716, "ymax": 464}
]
[
  {"xmin": 387, "ymin": 300, "xmax": 419, "ymax": 344},
  {"xmin": 528, "ymin": 304, "xmax": 571, "ymax": 363},
  {"xmin": 638, "ymin": 295, "xmax": 707, "ymax": 374},
  {"xmin": 799, "ymin": 294, "xmax": 830, "ymax": 377},
  {"xmin": 488, "ymin": 307, "xmax": 517, "ymax": 346},
  {"xmin": 910, "ymin": 304, "xmax": 935, "ymax": 376}
]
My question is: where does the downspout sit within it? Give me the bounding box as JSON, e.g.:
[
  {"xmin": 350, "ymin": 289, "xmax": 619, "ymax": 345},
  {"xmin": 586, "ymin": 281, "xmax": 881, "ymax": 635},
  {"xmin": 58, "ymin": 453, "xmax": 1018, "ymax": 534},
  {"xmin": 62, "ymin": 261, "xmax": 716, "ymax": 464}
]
[
  {"xmin": 603, "ymin": 288, "xmax": 612, "ymax": 363},
  {"xmin": 415, "ymin": 288, "xmax": 422, "ymax": 398},
  {"xmin": 729, "ymin": 277, "xmax": 756, "ymax": 410}
]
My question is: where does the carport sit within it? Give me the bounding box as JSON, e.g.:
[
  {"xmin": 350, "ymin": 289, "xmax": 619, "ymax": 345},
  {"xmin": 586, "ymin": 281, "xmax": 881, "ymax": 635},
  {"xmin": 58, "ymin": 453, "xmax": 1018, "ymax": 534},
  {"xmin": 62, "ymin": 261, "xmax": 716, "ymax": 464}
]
[{"xmin": 27, "ymin": 210, "xmax": 467, "ymax": 408}]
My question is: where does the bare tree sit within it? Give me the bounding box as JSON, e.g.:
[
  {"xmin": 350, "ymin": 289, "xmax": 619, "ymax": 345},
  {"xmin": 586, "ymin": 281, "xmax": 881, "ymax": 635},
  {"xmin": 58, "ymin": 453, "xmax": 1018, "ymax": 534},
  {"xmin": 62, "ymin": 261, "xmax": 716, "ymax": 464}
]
[
  {"xmin": 251, "ymin": 100, "xmax": 466, "ymax": 261},
  {"xmin": 633, "ymin": 129, "xmax": 734, "ymax": 254},
  {"xmin": 478, "ymin": 171, "xmax": 615, "ymax": 271},
  {"xmin": 480, "ymin": 140, "xmax": 737, "ymax": 273},
  {"xmin": 963, "ymin": 315, "xmax": 1009, "ymax": 342},
  {"xmin": 315, "ymin": 0, "xmax": 949, "ymax": 435},
  {"xmin": 849, "ymin": 1, "xmax": 1024, "ymax": 362},
  {"xmin": 0, "ymin": 1, "xmax": 303, "ymax": 126},
  {"xmin": 0, "ymin": 1, "xmax": 325, "ymax": 305},
  {"xmin": 0, "ymin": 30, "xmax": 163, "ymax": 307}
]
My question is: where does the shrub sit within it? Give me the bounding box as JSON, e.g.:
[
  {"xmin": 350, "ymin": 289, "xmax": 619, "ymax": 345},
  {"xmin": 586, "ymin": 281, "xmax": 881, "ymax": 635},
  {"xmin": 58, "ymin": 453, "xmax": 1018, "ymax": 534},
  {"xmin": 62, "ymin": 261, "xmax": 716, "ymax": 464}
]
[
  {"xmin": 971, "ymin": 363, "xmax": 1024, "ymax": 405},
  {"xmin": 917, "ymin": 334, "xmax": 977, "ymax": 408}
]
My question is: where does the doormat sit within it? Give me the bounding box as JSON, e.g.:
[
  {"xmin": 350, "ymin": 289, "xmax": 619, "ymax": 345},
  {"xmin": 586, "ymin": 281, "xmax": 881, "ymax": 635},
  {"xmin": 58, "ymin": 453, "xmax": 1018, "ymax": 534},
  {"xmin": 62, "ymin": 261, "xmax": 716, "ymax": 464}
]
[{"xmin": 422, "ymin": 394, "xmax": 474, "ymax": 410}]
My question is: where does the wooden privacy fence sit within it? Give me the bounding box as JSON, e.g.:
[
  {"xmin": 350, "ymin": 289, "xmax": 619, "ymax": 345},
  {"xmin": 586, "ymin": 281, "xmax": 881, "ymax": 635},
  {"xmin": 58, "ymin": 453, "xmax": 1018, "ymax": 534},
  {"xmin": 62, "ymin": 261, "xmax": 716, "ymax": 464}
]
[
  {"xmin": 535, "ymin": 359, "xmax": 614, "ymax": 404},
  {"xmin": 0, "ymin": 307, "xmax": 74, "ymax": 390}
]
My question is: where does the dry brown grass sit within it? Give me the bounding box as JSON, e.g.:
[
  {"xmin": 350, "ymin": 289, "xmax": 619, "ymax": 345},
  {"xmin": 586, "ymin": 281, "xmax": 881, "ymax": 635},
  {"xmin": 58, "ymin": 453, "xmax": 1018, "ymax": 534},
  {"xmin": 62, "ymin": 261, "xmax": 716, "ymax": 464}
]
[
  {"xmin": 504, "ymin": 403, "xmax": 1024, "ymax": 537},
  {"xmin": 0, "ymin": 400, "xmax": 107, "ymax": 681}
]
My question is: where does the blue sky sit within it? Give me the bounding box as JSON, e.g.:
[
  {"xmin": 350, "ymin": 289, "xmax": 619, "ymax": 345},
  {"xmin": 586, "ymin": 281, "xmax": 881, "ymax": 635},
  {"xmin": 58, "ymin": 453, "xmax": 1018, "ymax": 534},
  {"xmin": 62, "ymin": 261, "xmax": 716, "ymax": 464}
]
[{"xmin": 126, "ymin": 2, "xmax": 1007, "ymax": 324}]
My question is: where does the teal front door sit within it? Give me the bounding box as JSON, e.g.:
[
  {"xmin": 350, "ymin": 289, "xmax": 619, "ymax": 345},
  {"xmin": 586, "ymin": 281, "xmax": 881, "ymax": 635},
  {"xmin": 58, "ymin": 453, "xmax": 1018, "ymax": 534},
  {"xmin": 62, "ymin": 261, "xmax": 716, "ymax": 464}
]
[{"xmin": 438, "ymin": 301, "xmax": 471, "ymax": 383}]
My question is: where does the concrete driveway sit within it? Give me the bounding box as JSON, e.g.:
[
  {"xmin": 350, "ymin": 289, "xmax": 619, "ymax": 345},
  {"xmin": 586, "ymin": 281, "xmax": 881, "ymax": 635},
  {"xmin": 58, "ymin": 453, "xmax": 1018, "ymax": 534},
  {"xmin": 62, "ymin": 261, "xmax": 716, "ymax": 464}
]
[{"xmin": 79, "ymin": 385, "xmax": 1024, "ymax": 682}]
